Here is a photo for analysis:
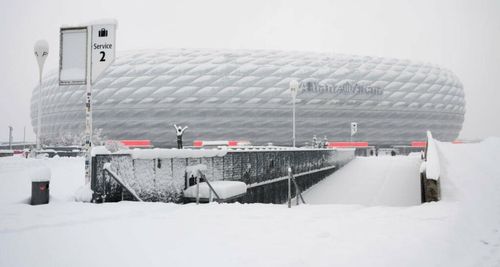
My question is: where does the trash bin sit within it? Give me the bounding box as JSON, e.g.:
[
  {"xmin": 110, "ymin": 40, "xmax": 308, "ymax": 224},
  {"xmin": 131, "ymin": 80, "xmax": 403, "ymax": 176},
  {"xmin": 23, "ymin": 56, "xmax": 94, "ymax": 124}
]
[{"xmin": 30, "ymin": 167, "xmax": 51, "ymax": 205}]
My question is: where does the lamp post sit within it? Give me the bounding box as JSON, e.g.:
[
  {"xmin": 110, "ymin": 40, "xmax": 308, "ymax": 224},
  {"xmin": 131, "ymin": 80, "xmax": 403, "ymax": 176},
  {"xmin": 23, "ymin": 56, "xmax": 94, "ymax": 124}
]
[
  {"xmin": 34, "ymin": 40, "xmax": 49, "ymax": 150},
  {"xmin": 289, "ymin": 80, "xmax": 299, "ymax": 147},
  {"xmin": 8, "ymin": 126, "xmax": 13, "ymax": 150}
]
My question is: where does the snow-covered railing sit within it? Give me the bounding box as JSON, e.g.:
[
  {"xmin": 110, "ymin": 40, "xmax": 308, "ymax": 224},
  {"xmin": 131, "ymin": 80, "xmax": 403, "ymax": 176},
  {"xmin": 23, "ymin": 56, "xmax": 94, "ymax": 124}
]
[
  {"xmin": 103, "ymin": 163, "xmax": 143, "ymax": 202},
  {"xmin": 183, "ymin": 164, "xmax": 247, "ymax": 204},
  {"xmin": 91, "ymin": 147, "xmax": 355, "ymax": 203}
]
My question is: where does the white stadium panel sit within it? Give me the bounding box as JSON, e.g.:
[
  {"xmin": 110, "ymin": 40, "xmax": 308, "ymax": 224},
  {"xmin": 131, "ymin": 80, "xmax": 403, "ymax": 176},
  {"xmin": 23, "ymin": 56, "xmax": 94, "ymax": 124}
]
[{"xmin": 31, "ymin": 48, "xmax": 465, "ymax": 147}]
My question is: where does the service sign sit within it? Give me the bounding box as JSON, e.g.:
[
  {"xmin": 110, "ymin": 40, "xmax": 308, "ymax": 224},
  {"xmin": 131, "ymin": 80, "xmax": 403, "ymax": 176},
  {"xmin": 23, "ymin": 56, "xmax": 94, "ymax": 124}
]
[
  {"xmin": 91, "ymin": 24, "xmax": 116, "ymax": 84},
  {"xmin": 59, "ymin": 27, "xmax": 88, "ymax": 85}
]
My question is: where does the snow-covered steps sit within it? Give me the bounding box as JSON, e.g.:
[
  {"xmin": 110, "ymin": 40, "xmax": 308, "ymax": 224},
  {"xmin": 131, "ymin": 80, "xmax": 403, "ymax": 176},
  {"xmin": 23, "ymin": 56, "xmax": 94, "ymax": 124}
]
[{"xmin": 303, "ymin": 155, "xmax": 422, "ymax": 206}]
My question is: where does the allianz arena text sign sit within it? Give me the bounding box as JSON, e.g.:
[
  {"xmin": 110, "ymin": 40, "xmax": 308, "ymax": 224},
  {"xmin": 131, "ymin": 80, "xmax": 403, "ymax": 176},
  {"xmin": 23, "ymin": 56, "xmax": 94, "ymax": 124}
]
[{"xmin": 300, "ymin": 80, "xmax": 383, "ymax": 96}]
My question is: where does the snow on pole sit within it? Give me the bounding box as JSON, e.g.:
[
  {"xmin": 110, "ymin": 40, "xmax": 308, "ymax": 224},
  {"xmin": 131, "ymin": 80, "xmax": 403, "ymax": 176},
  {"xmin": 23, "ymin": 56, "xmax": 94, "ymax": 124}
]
[
  {"xmin": 59, "ymin": 20, "xmax": 117, "ymax": 185},
  {"xmin": 84, "ymin": 25, "xmax": 92, "ymax": 185},
  {"xmin": 34, "ymin": 40, "xmax": 49, "ymax": 151},
  {"xmin": 287, "ymin": 167, "xmax": 292, "ymax": 208}
]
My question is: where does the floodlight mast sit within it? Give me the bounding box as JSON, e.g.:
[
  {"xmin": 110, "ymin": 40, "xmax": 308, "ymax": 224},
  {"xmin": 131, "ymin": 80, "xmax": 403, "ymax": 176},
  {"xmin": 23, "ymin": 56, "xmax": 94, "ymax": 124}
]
[{"xmin": 34, "ymin": 40, "xmax": 49, "ymax": 150}]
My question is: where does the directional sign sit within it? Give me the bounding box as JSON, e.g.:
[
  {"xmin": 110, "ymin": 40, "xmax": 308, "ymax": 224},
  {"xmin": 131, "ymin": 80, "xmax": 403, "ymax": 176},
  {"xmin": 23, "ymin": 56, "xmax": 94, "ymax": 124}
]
[
  {"xmin": 59, "ymin": 27, "xmax": 87, "ymax": 85},
  {"xmin": 58, "ymin": 20, "xmax": 117, "ymax": 185},
  {"xmin": 91, "ymin": 24, "xmax": 116, "ymax": 84}
]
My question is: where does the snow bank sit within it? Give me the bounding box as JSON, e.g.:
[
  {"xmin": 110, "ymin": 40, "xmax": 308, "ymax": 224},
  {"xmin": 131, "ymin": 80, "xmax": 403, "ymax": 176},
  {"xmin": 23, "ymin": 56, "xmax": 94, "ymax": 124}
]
[
  {"xmin": 91, "ymin": 146, "xmax": 229, "ymax": 159},
  {"xmin": 425, "ymin": 131, "xmax": 440, "ymax": 180},
  {"xmin": 0, "ymin": 156, "xmax": 84, "ymax": 204},
  {"xmin": 29, "ymin": 166, "xmax": 51, "ymax": 182},
  {"xmin": 303, "ymin": 155, "xmax": 422, "ymax": 206},
  {"xmin": 74, "ymin": 185, "xmax": 93, "ymax": 202},
  {"xmin": 183, "ymin": 181, "xmax": 247, "ymax": 199},
  {"xmin": 2, "ymin": 139, "xmax": 500, "ymax": 266},
  {"xmin": 185, "ymin": 164, "xmax": 207, "ymax": 178},
  {"xmin": 91, "ymin": 146, "xmax": 111, "ymax": 156},
  {"xmin": 128, "ymin": 148, "xmax": 227, "ymax": 159},
  {"xmin": 419, "ymin": 161, "xmax": 426, "ymax": 174}
]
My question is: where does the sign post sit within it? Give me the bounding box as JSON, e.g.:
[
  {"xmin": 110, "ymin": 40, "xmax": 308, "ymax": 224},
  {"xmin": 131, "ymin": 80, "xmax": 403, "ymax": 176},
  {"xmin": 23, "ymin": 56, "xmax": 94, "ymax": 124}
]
[
  {"xmin": 350, "ymin": 122, "xmax": 358, "ymax": 143},
  {"xmin": 60, "ymin": 21, "xmax": 116, "ymax": 185}
]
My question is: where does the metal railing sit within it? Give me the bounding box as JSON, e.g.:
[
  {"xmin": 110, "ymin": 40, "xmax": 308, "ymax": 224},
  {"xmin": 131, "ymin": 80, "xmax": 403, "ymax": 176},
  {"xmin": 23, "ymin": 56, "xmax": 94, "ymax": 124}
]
[{"xmin": 287, "ymin": 167, "xmax": 306, "ymax": 208}]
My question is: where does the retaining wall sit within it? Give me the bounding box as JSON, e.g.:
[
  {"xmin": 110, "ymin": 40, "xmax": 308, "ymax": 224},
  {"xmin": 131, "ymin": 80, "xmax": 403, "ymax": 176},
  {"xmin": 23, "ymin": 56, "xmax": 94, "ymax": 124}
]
[{"xmin": 91, "ymin": 148, "xmax": 355, "ymax": 203}]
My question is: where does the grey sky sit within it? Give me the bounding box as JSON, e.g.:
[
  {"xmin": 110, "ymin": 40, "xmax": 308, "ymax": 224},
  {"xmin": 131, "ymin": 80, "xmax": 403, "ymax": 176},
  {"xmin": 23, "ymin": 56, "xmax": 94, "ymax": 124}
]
[{"xmin": 1, "ymin": 0, "xmax": 499, "ymax": 142}]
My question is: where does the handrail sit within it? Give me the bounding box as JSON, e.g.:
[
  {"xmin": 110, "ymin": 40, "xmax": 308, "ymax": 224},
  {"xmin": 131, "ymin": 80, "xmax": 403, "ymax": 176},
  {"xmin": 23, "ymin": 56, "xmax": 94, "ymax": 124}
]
[
  {"xmin": 288, "ymin": 167, "xmax": 306, "ymax": 208},
  {"xmin": 192, "ymin": 172, "xmax": 222, "ymax": 204},
  {"xmin": 247, "ymin": 165, "xmax": 336, "ymax": 189},
  {"xmin": 103, "ymin": 163, "xmax": 143, "ymax": 202}
]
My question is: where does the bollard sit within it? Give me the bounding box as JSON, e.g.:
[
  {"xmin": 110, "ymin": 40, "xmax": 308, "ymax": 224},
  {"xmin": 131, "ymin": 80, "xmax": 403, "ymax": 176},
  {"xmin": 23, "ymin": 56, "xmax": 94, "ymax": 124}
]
[{"xmin": 30, "ymin": 167, "xmax": 51, "ymax": 205}]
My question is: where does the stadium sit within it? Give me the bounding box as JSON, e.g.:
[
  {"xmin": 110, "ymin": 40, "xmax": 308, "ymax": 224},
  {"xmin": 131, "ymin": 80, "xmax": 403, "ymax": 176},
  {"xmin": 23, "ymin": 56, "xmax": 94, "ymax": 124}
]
[{"xmin": 30, "ymin": 48, "xmax": 465, "ymax": 147}]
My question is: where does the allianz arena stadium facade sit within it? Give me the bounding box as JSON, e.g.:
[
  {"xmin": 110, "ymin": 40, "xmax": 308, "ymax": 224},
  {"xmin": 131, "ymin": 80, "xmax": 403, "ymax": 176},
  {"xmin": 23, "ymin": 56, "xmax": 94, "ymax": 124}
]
[{"xmin": 31, "ymin": 48, "xmax": 465, "ymax": 147}]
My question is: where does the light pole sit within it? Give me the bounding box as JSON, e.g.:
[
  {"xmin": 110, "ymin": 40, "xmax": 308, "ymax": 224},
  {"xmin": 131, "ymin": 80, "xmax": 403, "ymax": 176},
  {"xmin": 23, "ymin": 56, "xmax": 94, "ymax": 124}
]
[
  {"xmin": 8, "ymin": 126, "xmax": 13, "ymax": 150},
  {"xmin": 289, "ymin": 80, "xmax": 299, "ymax": 147},
  {"xmin": 34, "ymin": 40, "xmax": 49, "ymax": 150}
]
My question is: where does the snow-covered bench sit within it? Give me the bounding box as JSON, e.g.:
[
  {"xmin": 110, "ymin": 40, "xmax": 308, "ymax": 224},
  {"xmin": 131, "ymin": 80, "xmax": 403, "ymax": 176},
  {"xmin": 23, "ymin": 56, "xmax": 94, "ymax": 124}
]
[{"xmin": 183, "ymin": 181, "xmax": 247, "ymax": 203}]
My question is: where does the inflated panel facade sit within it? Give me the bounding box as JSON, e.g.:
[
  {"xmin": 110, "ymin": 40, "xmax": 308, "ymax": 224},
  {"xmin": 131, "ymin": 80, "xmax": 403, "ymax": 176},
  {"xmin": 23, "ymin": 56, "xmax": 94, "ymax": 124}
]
[{"xmin": 31, "ymin": 48, "xmax": 465, "ymax": 147}]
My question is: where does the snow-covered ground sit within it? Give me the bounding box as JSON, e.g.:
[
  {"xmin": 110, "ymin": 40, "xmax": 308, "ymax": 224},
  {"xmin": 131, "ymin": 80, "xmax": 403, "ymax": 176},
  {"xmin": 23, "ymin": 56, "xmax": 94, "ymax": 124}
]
[
  {"xmin": 1, "ymin": 139, "xmax": 500, "ymax": 267},
  {"xmin": 303, "ymin": 155, "xmax": 421, "ymax": 206}
]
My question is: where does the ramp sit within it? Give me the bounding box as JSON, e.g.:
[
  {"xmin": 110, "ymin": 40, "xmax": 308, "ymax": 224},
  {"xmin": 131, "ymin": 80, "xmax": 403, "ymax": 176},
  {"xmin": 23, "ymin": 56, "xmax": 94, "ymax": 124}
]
[{"xmin": 303, "ymin": 155, "xmax": 421, "ymax": 206}]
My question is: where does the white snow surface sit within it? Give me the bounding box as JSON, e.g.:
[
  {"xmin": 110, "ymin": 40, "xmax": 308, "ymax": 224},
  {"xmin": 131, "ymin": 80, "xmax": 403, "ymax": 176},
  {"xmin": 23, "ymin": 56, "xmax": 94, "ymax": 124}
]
[
  {"xmin": 425, "ymin": 131, "xmax": 441, "ymax": 180},
  {"xmin": 29, "ymin": 166, "xmax": 51, "ymax": 182},
  {"xmin": 127, "ymin": 148, "xmax": 228, "ymax": 159},
  {"xmin": 1, "ymin": 139, "xmax": 500, "ymax": 266},
  {"xmin": 74, "ymin": 185, "xmax": 93, "ymax": 202},
  {"xmin": 185, "ymin": 163, "xmax": 208, "ymax": 179},
  {"xmin": 91, "ymin": 146, "xmax": 111, "ymax": 156},
  {"xmin": 302, "ymin": 155, "xmax": 422, "ymax": 206},
  {"xmin": 183, "ymin": 181, "xmax": 247, "ymax": 199}
]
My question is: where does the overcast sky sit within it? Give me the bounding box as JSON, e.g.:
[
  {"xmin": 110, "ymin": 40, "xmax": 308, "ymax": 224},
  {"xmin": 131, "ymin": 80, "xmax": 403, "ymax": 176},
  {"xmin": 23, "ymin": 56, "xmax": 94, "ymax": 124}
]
[{"xmin": 1, "ymin": 0, "xmax": 499, "ymax": 142}]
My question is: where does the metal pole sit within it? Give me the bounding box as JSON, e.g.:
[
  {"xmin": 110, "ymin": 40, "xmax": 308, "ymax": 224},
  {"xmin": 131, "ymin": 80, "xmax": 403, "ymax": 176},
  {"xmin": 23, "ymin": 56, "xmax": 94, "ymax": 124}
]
[
  {"xmin": 290, "ymin": 80, "xmax": 298, "ymax": 148},
  {"xmin": 296, "ymin": 176, "xmax": 299, "ymax": 206},
  {"xmin": 36, "ymin": 72, "xmax": 42, "ymax": 150},
  {"xmin": 196, "ymin": 175, "xmax": 200, "ymax": 205},
  {"xmin": 287, "ymin": 167, "xmax": 292, "ymax": 208},
  {"xmin": 34, "ymin": 39, "xmax": 48, "ymax": 151},
  {"xmin": 84, "ymin": 26, "xmax": 93, "ymax": 185},
  {"xmin": 292, "ymin": 94, "xmax": 296, "ymax": 147},
  {"xmin": 8, "ymin": 126, "xmax": 13, "ymax": 150},
  {"xmin": 23, "ymin": 126, "xmax": 26, "ymax": 150}
]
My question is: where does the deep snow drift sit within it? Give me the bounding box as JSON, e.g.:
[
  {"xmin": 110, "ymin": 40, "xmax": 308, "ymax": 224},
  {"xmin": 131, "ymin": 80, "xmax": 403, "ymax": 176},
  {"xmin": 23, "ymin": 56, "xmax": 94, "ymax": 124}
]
[
  {"xmin": 303, "ymin": 155, "xmax": 422, "ymax": 206},
  {"xmin": 1, "ymin": 139, "xmax": 500, "ymax": 267}
]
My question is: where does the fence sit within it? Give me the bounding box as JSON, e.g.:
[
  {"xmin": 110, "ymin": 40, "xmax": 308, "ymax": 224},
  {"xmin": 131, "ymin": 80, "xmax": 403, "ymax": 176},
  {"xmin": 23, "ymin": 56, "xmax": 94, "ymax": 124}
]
[{"xmin": 91, "ymin": 148, "xmax": 355, "ymax": 203}]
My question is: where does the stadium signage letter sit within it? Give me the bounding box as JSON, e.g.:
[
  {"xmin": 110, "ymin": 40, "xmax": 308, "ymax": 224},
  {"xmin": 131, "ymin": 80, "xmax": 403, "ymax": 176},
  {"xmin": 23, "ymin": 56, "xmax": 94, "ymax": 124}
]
[{"xmin": 300, "ymin": 79, "xmax": 383, "ymax": 96}]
